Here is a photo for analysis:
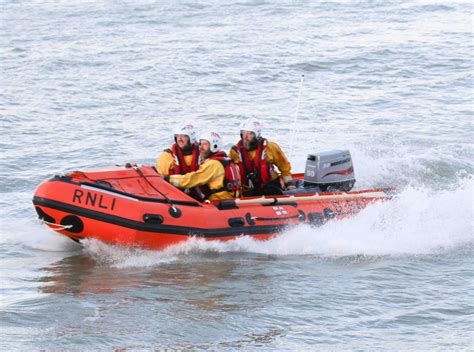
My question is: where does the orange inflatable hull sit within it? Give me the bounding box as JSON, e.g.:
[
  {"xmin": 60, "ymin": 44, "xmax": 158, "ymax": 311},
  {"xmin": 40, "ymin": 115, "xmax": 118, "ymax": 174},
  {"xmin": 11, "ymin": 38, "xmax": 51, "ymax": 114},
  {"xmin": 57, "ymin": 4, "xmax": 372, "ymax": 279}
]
[{"xmin": 33, "ymin": 165, "xmax": 395, "ymax": 250}]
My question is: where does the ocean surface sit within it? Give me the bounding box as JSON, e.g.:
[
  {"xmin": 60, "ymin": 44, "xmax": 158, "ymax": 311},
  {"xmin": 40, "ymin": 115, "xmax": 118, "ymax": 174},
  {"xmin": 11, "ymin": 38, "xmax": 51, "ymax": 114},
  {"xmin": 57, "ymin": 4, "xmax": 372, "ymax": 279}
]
[{"xmin": 1, "ymin": 0, "xmax": 473, "ymax": 350}]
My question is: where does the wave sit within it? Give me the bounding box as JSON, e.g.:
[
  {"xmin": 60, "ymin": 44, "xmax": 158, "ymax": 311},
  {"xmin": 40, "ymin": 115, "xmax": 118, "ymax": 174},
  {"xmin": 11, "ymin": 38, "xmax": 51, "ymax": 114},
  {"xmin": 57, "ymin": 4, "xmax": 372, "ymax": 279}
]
[{"xmin": 77, "ymin": 178, "xmax": 473, "ymax": 268}]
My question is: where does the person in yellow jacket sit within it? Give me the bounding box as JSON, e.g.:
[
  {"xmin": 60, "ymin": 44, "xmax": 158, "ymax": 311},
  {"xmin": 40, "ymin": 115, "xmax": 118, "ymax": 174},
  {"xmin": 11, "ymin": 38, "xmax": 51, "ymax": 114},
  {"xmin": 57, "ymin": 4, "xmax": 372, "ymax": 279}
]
[
  {"xmin": 164, "ymin": 131, "xmax": 240, "ymax": 201},
  {"xmin": 156, "ymin": 124, "xmax": 200, "ymax": 176},
  {"xmin": 229, "ymin": 117, "xmax": 294, "ymax": 196}
]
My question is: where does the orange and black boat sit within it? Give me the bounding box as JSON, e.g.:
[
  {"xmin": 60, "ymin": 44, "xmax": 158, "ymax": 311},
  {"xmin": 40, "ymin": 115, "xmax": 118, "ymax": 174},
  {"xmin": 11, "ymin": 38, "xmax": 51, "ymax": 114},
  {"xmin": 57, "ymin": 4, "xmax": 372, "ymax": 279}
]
[{"xmin": 33, "ymin": 150, "xmax": 395, "ymax": 250}]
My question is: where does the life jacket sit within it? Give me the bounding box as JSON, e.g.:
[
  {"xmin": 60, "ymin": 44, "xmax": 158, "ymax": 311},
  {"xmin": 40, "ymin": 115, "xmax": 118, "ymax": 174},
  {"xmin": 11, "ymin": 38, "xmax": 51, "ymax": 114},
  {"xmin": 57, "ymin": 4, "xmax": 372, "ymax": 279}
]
[
  {"xmin": 233, "ymin": 138, "xmax": 274, "ymax": 191},
  {"xmin": 200, "ymin": 151, "xmax": 242, "ymax": 198},
  {"xmin": 165, "ymin": 143, "xmax": 200, "ymax": 175}
]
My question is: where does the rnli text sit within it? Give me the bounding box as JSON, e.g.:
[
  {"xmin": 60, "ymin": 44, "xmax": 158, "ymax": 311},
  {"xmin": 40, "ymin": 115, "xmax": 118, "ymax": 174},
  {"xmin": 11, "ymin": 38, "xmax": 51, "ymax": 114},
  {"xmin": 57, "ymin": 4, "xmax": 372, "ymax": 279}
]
[{"xmin": 72, "ymin": 189, "xmax": 116, "ymax": 210}]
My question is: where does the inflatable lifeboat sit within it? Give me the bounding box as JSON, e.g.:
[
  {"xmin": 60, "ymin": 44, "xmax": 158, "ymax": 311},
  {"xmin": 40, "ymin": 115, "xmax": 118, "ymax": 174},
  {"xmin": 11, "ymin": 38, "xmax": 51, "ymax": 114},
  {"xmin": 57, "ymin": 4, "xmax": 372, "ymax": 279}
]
[{"xmin": 33, "ymin": 150, "xmax": 395, "ymax": 250}]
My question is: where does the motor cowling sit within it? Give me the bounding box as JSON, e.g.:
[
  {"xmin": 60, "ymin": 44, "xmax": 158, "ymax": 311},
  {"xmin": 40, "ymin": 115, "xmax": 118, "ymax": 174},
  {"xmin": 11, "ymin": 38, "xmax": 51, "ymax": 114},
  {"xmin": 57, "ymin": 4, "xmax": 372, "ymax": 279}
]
[{"xmin": 304, "ymin": 150, "xmax": 355, "ymax": 192}]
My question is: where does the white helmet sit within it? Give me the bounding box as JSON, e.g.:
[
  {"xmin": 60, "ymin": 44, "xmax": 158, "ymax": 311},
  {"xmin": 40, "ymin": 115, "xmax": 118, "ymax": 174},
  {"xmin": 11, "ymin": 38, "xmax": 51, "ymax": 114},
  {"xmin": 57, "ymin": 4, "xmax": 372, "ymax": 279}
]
[
  {"xmin": 200, "ymin": 131, "xmax": 223, "ymax": 153},
  {"xmin": 174, "ymin": 123, "xmax": 197, "ymax": 144},
  {"xmin": 240, "ymin": 117, "xmax": 262, "ymax": 139}
]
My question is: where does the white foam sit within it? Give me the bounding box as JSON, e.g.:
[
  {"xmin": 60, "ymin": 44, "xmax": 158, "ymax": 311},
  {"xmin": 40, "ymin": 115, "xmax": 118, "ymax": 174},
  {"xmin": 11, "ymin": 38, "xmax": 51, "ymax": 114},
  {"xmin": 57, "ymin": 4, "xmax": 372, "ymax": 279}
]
[
  {"xmin": 0, "ymin": 220, "xmax": 80, "ymax": 252},
  {"xmin": 79, "ymin": 178, "xmax": 473, "ymax": 267},
  {"xmin": 244, "ymin": 179, "xmax": 473, "ymax": 256},
  {"xmin": 82, "ymin": 239, "xmax": 179, "ymax": 268},
  {"xmin": 6, "ymin": 173, "xmax": 471, "ymax": 267}
]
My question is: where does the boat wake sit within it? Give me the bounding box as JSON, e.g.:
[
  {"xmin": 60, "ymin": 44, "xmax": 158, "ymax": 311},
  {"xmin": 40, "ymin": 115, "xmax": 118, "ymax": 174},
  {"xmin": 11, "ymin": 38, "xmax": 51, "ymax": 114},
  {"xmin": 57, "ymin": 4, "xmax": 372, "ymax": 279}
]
[{"xmin": 78, "ymin": 177, "xmax": 473, "ymax": 268}]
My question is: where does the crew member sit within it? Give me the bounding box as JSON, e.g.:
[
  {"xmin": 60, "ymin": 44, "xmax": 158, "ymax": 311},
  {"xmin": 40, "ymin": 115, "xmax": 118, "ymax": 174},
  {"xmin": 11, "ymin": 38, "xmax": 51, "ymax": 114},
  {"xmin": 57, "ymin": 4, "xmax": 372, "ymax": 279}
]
[
  {"xmin": 155, "ymin": 124, "xmax": 200, "ymax": 176},
  {"xmin": 165, "ymin": 131, "xmax": 241, "ymax": 201},
  {"xmin": 229, "ymin": 117, "xmax": 294, "ymax": 196}
]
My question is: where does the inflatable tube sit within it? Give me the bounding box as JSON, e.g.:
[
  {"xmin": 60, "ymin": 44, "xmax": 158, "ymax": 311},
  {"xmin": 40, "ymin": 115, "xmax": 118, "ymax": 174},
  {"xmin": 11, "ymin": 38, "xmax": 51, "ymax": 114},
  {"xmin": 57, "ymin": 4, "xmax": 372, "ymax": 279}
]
[{"xmin": 33, "ymin": 165, "xmax": 395, "ymax": 250}]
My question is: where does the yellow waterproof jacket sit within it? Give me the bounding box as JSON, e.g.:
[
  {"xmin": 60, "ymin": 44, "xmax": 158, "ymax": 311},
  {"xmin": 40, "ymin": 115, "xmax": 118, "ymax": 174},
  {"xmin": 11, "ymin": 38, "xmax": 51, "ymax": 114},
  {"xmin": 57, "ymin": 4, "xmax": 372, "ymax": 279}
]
[
  {"xmin": 168, "ymin": 159, "xmax": 233, "ymax": 201},
  {"xmin": 229, "ymin": 140, "xmax": 293, "ymax": 185},
  {"xmin": 155, "ymin": 146, "xmax": 196, "ymax": 176}
]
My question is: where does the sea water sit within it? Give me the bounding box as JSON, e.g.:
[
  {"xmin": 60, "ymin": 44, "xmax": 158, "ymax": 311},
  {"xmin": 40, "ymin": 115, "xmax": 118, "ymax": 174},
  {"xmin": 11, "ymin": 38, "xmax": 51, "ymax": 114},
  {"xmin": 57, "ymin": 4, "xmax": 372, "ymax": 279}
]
[{"xmin": 1, "ymin": 1, "xmax": 473, "ymax": 350}]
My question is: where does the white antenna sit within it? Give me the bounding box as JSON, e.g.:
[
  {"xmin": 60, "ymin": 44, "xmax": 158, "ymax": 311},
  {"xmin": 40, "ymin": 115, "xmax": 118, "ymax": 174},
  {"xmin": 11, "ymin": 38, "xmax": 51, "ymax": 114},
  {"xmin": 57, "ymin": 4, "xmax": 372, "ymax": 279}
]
[{"xmin": 289, "ymin": 75, "xmax": 304, "ymax": 161}]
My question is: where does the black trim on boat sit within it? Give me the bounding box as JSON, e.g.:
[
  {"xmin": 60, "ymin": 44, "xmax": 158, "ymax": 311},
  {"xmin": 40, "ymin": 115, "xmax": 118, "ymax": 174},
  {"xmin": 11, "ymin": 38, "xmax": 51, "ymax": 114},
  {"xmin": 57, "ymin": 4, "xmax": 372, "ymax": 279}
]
[
  {"xmin": 307, "ymin": 212, "xmax": 325, "ymax": 225},
  {"xmin": 298, "ymin": 209, "xmax": 306, "ymax": 222},
  {"xmin": 216, "ymin": 200, "xmax": 238, "ymax": 210},
  {"xmin": 262, "ymin": 201, "xmax": 298, "ymax": 208},
  {"xmin": 60, "ymin": 215, "xmax": 84, "ymax": 233},
  {"xmin": 143, "ymin": 214, "xmax": 164, "ymax": 224},
  {"xmin": 33, "ymin": 196, "xmax": 290, "ymax": 238},
  {"xmin": 35, "ymin": 206, "xmax": 55, "ymax": 224},
  {"xmin": 245, "ymin": 212, "xmax": 255, "ymax": 226},
  {"xmin": 228, "ymin": 217, "xmax": 245, "ymax": 227},
  {"xmin": 252, "ymin": 214, "xmax": 301, "ymax": 222},
  {"xmin": 323, "ymin": 208, "xmax": 335, "ymax": 219}
]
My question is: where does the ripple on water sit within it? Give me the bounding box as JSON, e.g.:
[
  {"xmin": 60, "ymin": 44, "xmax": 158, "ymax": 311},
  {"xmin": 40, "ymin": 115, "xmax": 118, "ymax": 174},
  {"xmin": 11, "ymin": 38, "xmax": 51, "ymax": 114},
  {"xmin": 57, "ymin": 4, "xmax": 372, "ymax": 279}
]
[{"xmin": 1, "ymin": 0, "xmax": 473, "ymax": 350}]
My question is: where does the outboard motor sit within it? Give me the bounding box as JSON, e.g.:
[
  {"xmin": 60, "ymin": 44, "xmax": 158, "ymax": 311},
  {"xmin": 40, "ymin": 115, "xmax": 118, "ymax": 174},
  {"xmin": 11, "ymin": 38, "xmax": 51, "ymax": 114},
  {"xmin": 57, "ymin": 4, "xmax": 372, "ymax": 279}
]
[{"xmin": 304, "ymin": 150, "xmax": 355, "ymax": 191}]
